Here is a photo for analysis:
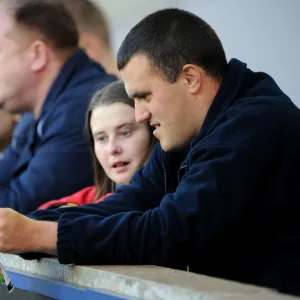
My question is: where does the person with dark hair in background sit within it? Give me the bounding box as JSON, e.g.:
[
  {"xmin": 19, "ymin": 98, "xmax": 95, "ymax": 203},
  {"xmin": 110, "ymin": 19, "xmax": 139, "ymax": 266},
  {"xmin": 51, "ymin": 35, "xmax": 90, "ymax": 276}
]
[
  {"xmin": 0, "ymin": 0, "xmax": 116, "ymax": 213},
  {"xmin": 62, "ymin": 0, "xmax": 118, "ymax": 77},
  {"xmin": 0, "ymin": 8, "xmax": 300, "ymax": 296}
]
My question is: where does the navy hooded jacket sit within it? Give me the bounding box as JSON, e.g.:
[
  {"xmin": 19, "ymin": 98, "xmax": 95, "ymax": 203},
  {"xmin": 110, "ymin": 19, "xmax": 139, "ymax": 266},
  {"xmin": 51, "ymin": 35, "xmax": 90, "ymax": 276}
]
[
  {"xmin": 0, "ymin": 49, "xmax": 116, "ymax": 214},
  {"xmin": 27, "ymin": 59, "xmax": 300, "ymax": 295}
]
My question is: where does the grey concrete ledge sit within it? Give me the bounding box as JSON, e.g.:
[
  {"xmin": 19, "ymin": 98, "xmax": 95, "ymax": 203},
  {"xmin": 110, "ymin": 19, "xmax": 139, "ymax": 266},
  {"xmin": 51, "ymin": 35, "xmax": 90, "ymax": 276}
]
[{"xmin": 0, "ymin": 253, "xmax": 298, "ymax": 300}]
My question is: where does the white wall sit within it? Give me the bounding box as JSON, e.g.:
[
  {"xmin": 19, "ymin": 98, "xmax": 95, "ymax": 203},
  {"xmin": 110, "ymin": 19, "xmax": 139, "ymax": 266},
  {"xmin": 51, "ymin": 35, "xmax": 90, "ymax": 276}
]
[
  {"xmin": 93, "ymin": 0, "xmax": 300, "ymax": 105},
  {"xmin": 93, "ymin": 0, "xmax": 182, "ymax": 53}
]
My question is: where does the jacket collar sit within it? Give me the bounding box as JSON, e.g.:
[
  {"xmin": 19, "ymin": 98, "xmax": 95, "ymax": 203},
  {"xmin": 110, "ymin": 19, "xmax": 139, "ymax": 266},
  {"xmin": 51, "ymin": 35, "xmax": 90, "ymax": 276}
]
[
  {"xmin": 191, "ymin": 58, "xmax": 247, "ymax": 146},
  {"xmin": 39, "ymin": 48, "xmax": 104, "ymax": 118}
]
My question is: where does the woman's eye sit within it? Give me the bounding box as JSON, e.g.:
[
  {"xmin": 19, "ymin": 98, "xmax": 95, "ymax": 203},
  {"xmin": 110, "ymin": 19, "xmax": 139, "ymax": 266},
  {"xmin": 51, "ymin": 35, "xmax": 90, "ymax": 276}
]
[
  {"xmin": 97, "ymin": 136, "xmax": 107, "ymax": 142},
  {"xmin": 121, "ymin": 130, "xmax": 131, "ymax": 137}
]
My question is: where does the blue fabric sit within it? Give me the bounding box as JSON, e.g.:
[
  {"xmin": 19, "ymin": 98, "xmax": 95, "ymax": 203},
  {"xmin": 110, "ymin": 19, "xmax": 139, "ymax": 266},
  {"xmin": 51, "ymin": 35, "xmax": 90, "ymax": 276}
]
[
  {"xmin": 27, "ymin": 59, "xmax": 300, "ymax": 295},
  {"xmin": 0, "ymin": 49, "xmax": 116, "ymax": 213}
]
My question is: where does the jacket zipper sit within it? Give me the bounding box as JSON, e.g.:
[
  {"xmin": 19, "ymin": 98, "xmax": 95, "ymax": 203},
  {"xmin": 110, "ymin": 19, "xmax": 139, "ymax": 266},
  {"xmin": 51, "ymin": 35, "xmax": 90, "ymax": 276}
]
[
  {"xmin": 161, "ymin": 150, "xmax": 168, "ymax": 193},
  {"xmin": 177, "ymin": 164, "xmax": 187, "ymax": 183}
]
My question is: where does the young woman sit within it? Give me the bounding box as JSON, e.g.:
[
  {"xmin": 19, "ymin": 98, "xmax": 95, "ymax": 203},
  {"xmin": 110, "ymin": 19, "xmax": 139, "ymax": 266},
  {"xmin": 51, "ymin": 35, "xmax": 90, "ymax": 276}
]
[{"xmin": 39, "ymin": 80, "xmax": 157, "ymax": 209}]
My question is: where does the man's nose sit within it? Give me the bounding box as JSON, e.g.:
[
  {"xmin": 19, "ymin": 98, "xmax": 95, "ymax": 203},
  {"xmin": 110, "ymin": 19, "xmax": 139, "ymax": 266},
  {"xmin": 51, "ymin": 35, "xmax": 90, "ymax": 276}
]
[{"xmin": 135, "ymin": 102, "xmax": 150, "ymax": 124}]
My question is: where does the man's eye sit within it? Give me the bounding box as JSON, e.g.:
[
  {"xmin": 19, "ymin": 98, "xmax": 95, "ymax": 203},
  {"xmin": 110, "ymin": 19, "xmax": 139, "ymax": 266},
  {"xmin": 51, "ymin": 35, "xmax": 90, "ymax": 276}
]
[
  {"xmin": 135, "ymin": 95, "xmax": 150, "ymax": 102},
  {"xmin": 142, "ymin": 95, "xmax": 150, "ymax": 102}
]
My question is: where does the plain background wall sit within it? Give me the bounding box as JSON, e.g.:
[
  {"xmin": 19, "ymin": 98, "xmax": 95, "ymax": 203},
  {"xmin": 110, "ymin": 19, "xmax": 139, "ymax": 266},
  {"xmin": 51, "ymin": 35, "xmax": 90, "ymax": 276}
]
[{"xmin": 94, "ymin": 0, "xmax": 300, "ymax": 105}]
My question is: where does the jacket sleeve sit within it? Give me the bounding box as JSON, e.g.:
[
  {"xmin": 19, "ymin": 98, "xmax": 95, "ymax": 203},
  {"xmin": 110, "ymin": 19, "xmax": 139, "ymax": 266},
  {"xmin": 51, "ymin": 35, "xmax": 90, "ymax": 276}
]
[
  {"xmin": 0, "ymin": 146, "xmax": 18, "ymax": 184},
  {"xmin": 0, "ymin": 104, "xmax": 94, "ymax": 214},
  {"xmin": 30, "ymin": 144, "xmax": 259, "ymax": 268},
  {"xmin": 0, "ymin": 113, "xmax": 33, "ymax": 185}
]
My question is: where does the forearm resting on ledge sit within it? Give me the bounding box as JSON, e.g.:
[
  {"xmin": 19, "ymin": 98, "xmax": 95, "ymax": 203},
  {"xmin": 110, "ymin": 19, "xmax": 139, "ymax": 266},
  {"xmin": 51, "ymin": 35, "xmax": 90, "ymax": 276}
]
[
  {"xmin": 29, "ymin": 220, "xmax": 58, "ymax": 256},
  {"xmin": 0, "ymin": 208, "xmax": 58, "ymax": 256}
]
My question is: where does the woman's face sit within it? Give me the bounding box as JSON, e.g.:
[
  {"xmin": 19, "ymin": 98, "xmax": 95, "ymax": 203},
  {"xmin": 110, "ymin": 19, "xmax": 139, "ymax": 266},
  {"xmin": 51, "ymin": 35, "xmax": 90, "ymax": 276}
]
[{"xmin": 90, "ymin": 102, "xmax": 151, "ymax": 184}]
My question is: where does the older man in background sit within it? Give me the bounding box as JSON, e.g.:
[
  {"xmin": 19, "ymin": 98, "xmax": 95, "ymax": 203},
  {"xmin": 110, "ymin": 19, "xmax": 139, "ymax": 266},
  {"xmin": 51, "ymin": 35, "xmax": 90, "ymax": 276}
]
[
  {"xmin": 0, "ymin": 0, "xmax": 116, "ymax": 213},
  {"xmin": 0, "ymin": 0, "xmax": 118, "ymax": 154}
]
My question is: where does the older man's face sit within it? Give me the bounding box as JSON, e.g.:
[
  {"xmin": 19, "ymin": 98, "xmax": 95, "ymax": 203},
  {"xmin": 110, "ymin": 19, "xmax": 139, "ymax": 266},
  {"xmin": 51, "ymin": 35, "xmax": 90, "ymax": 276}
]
[{"xmin": 0, "ymin": 4, "xmax": 35, "ymax": 113}]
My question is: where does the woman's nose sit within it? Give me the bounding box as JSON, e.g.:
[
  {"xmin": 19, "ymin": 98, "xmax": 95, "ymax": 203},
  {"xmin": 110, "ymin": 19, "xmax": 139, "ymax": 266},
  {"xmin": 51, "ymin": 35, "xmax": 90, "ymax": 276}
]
[{"xmin": 107, "ymin": 139, "xmax": 122, "ymax": 155}]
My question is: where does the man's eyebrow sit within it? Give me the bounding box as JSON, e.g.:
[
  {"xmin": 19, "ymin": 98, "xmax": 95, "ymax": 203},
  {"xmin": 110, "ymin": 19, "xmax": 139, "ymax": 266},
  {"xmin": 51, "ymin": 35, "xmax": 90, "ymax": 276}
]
[{"xmin": 129, "ymin": 91, "xmax": 151, "ymax": 99}]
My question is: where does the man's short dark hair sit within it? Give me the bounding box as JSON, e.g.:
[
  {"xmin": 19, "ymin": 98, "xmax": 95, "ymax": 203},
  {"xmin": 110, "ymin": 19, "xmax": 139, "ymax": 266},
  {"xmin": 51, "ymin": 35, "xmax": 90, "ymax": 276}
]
[
  {"xmin": 9, "ymin": 0, "xmax": 79, "ymax": 50},
  {"xmin": 117, "ymin": 8, "xmax": 227, "ymax": 83}
]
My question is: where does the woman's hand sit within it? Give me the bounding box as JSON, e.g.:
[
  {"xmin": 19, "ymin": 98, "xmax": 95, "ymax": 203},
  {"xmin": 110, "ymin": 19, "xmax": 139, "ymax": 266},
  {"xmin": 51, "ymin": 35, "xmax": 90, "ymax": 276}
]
[{"xmin": 0, "ymin": 208, "xmax": 57, "ymax": 255}]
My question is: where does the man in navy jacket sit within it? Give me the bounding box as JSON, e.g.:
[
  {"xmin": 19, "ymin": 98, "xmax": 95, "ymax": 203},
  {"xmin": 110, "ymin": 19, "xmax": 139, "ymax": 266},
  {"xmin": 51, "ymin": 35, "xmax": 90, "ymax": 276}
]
[
  {"xmin": 0, "ymin": 1, "xmax": 115, "ymax": 213},
  {"xmin": 0, "ymin": 8, "xmax": 299, "ymax": 296}
]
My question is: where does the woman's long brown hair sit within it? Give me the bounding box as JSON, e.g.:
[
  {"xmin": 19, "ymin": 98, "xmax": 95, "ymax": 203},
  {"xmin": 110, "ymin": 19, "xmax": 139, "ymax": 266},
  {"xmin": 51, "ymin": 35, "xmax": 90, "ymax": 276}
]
[{"xmin": 86, "ymin": 80, "xmax": 157, "ymax": 201}]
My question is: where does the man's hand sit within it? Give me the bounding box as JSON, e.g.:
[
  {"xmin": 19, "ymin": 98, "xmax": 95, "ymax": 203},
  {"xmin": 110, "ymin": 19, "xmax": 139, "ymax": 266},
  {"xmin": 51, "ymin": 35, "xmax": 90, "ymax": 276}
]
[
  {"xmin": 0, "ymin": 208, "xmax": 36, "ymax": 253},
  {"xmin": 0, "ymin": 208, "xmax": 58, "ymax": 255}
]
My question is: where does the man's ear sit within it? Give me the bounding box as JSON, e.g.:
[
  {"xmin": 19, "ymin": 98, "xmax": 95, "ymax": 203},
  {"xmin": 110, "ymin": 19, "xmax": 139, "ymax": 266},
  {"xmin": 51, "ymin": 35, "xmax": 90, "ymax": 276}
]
[
  {"xmin": 29, "ymin": 40, "xmax": 48, "ymax": 72},
  {"xmin": 182, "ymin": 64, "xmax": 202, "ymax": 94}
]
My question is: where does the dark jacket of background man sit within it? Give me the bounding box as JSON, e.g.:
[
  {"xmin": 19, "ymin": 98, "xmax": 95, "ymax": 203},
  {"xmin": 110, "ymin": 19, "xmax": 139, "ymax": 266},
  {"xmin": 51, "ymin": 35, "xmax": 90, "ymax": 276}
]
[{"xmin": 0, "ymin": 49, "xmax": 116, "ymax": 213}]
